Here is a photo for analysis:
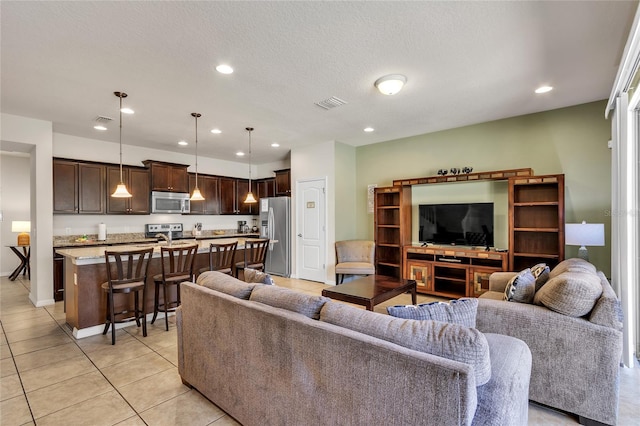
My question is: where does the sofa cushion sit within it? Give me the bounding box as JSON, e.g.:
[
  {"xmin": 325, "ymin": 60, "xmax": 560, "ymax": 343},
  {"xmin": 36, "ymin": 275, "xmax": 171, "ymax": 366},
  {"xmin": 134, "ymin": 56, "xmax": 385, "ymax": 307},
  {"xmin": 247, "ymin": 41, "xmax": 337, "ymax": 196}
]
[
  {"xmin": 387, "ymin": 298, "xmax": 478, "ymax": 328},
  {"xmin": 533, "ymin": 271, "xmax": 603, "ymax": 317},
  {"xmin": 504, "ymin": 269, "xmax": 536, "ymax": 303},
  {"xmin": 243, "ymin": 268, "xmax": 274, "ymax": 285},
  {"xmin": 549, "ymin": 258, "xmax": 597, "ymax": 278},
  {"xmin": 530, "ymin": 263, "xmax": 550, "ymax": 292},
  {"xmin": 197, "ymin": 271, "xmax": 258, "ymax": 299},
  {"xmin": 321, "ymin": 301, "xmax": 491, "ymax": 386},
  {"xmin": 249, "ymin": 285, "xmax": 330, "ymax": 320}
]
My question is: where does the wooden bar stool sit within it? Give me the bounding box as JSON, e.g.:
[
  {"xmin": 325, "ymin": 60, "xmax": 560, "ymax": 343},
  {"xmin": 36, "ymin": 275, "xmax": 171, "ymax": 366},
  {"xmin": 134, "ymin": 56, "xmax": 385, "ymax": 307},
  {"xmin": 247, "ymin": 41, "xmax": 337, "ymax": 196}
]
[
  {"xmin": 199, "ymin": 241, "xmax": 237, "ymax": 277},
  {"xmin": 151, "ymin": 244, "xmax": 198, "ymax": 331},
  {"xmin": 235, "ymin": 238, "xmax": 269, "ymax": 279},
  {"xmin": 102, "ymin": 248, "xmax": 154, "ymax": 345}
]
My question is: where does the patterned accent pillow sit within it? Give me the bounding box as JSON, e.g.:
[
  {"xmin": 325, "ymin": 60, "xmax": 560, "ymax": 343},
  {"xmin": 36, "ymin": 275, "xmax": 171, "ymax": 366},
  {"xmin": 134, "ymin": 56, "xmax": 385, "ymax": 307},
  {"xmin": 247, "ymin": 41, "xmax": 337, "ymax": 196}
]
[
  {"xmin": 387, "ymin": 298, "xmax": 478, "ymax": 328},
  {"xmin": 504, "ymin": 268, "xmax": 536, "ymax": 303},
  {"xmin": 531, "ymin": 263, "xmax": 551, "ymax": 292},
  {"xmin": 244, "ymin": 268, "xmax": 274, "ymax": 285}
]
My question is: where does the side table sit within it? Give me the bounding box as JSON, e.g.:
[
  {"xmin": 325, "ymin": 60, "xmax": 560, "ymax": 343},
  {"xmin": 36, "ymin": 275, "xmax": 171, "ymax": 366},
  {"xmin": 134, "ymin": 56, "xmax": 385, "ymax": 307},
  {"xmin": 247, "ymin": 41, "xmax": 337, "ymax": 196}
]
[{"xmin": 8, "ymin": 245, "xmax": 30, "ymax": 281}]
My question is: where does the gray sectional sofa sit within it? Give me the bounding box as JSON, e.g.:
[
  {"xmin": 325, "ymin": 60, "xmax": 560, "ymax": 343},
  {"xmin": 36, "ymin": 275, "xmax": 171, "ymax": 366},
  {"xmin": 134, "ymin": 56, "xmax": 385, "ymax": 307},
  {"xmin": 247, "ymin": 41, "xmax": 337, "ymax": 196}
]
[
  {"xmin": 477, "ymin": 258, "xmax": 623, "ymax": 425},
  {"xmin": 177, "ymin": 271, "xmax": 532, "ymax": 426}
]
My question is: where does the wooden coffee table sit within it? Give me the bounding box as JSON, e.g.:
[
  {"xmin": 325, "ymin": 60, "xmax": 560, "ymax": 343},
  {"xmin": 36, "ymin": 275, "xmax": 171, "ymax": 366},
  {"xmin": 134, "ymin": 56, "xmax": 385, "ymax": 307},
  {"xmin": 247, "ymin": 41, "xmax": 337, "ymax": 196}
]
[{"xmin": 322, "ymin": 275, "xmax": 417, "ymax": 311}]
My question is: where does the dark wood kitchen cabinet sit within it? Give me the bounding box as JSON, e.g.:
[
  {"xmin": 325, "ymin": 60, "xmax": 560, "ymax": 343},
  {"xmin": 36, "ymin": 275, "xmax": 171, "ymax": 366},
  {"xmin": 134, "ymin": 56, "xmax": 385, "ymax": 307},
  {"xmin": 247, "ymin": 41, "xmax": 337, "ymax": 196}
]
[
  {"xmin": 188, "ymin": 174, "xmax": 220, "ymax": 215},
  {"xmin": 220, "ymin": 177, "xmax": 256, "ymax": 215},
  {"xmin": 275, "ymin": 169, "xmax": 291, "ymax": 196},
  {"xmin": 106, "ymin": 166, "xmax": 150, "ymax": 214},
  {"xmin": 143, "ymin": 160, "xmax": 189, "ymax": 193},
  {"xmin": 257, "ymin": 178, "xmax": 275, "ymax": 200},
  {"xmin": 53, "ymin": 159, "xmax": 105, "ymax": 214}
]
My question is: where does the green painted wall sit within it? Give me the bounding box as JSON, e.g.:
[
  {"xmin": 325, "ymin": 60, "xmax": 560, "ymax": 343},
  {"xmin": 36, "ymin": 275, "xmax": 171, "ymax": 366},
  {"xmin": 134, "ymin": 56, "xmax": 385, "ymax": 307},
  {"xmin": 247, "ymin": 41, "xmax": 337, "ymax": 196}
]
[
  {"xmin": 335, "ymin": 142, "xmax": 357, "ymax": 241},
  {"xmin": 355, "ymin": 100, "xmax": 612, "ymax": 275}
]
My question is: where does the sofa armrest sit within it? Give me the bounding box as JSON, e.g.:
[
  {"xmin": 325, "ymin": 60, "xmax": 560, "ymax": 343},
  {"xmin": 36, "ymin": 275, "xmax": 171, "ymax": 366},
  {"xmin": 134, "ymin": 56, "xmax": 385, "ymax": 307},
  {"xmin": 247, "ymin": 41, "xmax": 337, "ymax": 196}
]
[
  {"xmin": 476, "ymin": 298, "xmax": 622, "ymax": 425},
  {"xmin": 488, "ymin": 272, "xmax": 517, "ymax": 292}
]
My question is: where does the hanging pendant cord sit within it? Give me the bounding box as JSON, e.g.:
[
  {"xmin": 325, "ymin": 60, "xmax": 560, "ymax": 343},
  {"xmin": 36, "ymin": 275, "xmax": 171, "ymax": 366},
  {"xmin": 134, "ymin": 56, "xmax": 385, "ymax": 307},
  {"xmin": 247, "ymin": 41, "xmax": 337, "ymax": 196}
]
[{"xmin": 118, "ymin": 94, "xmax": 124, "ymax": 184}]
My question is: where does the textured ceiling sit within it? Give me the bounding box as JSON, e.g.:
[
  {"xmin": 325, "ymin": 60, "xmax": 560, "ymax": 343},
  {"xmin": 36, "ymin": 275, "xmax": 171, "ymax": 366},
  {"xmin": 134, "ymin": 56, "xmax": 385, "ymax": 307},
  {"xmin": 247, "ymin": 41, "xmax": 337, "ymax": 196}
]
[{"xmin": 1, "ymin": 1, "xmax": 637, "ymax": 164}]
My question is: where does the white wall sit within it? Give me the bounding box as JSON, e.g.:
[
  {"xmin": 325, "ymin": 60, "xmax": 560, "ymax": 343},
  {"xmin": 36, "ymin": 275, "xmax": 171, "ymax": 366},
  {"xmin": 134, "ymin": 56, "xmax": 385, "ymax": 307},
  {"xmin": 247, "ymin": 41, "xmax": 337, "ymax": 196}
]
[
  {"xmin": 0, "ymin": 153, "xmax": 31, "ymax": 276},
  {"xmin": 291, "ymin": 140, "xmax": 336, "ymax": 283},
  {"xmin": 1, "ymin": 113, "xmax": 54, "ymax": 307}
]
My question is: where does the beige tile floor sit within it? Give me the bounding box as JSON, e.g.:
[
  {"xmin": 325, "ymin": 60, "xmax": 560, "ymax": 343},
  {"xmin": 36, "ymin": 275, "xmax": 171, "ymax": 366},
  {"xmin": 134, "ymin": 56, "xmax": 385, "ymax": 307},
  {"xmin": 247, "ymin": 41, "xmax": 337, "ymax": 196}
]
[{"xmin": 1, "ymin": 275, "xmax": 639, "ymax": 425}]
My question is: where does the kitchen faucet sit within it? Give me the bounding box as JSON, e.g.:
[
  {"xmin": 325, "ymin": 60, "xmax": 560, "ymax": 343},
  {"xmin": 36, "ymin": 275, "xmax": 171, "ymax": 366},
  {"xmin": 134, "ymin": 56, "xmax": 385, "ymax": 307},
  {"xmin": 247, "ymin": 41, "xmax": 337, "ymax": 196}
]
[{"xmin": 155, "ymin": 232, "xmax": 172, "ymax": 245}]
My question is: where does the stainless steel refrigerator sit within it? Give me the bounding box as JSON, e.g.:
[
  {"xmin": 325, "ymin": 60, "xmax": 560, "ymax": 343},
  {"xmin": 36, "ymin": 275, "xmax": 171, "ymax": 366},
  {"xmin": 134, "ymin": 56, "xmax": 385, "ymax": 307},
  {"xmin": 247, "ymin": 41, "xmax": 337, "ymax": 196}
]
[{"xmin": 260, "ymin": 197, "xmax": 291, "ymax": 277}]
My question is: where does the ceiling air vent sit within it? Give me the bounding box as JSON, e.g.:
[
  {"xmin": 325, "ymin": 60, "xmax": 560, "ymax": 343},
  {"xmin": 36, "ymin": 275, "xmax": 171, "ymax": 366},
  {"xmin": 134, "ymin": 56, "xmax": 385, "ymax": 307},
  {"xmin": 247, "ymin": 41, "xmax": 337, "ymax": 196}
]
[
  {"xmin": 314, "ymin": 96, "xmax": 348, "ymax": 110},
  {"xmin": 95, "ymin": 116, "xmax": 113, "ymax": 123}
]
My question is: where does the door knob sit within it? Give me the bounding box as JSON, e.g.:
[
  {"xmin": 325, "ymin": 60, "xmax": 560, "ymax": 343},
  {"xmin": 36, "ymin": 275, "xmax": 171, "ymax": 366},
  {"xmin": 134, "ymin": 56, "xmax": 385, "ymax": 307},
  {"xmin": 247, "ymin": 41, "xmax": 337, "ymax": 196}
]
[{"xmin": 297, "ymin": 233, "xmax": 302, "ymax": 237}]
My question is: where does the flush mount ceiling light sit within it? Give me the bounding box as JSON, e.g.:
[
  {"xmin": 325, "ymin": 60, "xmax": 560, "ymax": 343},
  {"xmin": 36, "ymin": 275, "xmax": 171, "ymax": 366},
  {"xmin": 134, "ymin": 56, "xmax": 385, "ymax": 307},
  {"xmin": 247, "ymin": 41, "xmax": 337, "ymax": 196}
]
[
  {"xmin": 243, "ymin": 127, "xmax": 257, "ymax": 204},
  {"xmin": 216, "ymin": 64, "xmax": 234, "ymax": 74},
  {"xmin": 364, "ymin": 127, "xmax": 375, "ymax": 132},
  {"xmin": 236, "ymin": 151, "xmax": 245, "ymax": 156},
  {"xmin": 111, "ymin": 92, "xmax": 132, "ymax": 198},
  {"xmin": 210, "ymin": 128, "xmax": 222, "ymax": 134},
  {"xmin": 178, "ymin": 140, "xmax": 188, "ymax": 146},
  {"xmin": 374, "ymin": 74, "xmax": 407, "ymax": 95},
  {"xmin": 535, "ymin": 85, "xmax": 553, "ymax": 94},
  {"xmin": 271, "ymin": 143, "xmax": 280, "ymax": 148},
  {"xmin": 94, "ymin": 124, "xmax": 108, "ymax": 131},
  {"xmin": 190, "ymin": 113, "xmax": 205, "ymax": 201}
]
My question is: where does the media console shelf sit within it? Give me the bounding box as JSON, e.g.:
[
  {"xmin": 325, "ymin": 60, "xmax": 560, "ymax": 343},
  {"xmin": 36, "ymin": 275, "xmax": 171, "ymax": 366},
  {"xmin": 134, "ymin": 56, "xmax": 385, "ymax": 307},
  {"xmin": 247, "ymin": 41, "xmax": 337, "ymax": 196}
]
[
  {"xmin": 392, "ymin": 168, "xmax": 533, "ymax": 186},
  {"xmin": 404, "ymin": 245, "xmax": 508, "ymax": 298}
]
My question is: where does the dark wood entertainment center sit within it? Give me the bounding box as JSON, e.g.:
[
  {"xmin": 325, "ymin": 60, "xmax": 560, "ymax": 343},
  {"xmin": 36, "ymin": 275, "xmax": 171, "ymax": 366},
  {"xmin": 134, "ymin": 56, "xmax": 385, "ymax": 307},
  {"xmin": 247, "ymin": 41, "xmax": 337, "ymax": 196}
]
[{"xmin": 374, "ymin": 168, "xmax": 565, "ymax": 298}]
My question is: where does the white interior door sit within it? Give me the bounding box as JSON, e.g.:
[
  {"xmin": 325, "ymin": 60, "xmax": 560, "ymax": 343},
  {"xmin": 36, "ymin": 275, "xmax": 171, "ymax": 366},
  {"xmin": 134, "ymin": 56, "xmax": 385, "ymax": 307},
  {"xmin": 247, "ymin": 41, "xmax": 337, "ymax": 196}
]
[{"xmin": 296, "ymin": 179, "xmax": 326, "ymax": 282}]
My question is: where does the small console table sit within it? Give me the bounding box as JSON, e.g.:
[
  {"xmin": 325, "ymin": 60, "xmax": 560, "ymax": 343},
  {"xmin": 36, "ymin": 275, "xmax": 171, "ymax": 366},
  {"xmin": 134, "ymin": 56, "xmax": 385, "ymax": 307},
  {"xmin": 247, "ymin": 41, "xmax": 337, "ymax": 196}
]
[
  {"xmin": 403, "ymin": 245, "xmax": 508, "ymax": 298},
  {"xmin": 8, "ymin": 245, "xmax": 30, "ymax": 281}
]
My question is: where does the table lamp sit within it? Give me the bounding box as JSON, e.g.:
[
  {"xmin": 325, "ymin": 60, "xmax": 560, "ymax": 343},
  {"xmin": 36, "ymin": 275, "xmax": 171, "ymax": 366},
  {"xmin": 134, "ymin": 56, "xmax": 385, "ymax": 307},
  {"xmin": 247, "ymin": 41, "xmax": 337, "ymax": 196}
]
[
  {"xmin": 565, "ymin": 221, "xmax": 604, "ymax": 261},
  {"xmin": 11, "ymin": 221, "xmax": 31, "ymax": 246}
]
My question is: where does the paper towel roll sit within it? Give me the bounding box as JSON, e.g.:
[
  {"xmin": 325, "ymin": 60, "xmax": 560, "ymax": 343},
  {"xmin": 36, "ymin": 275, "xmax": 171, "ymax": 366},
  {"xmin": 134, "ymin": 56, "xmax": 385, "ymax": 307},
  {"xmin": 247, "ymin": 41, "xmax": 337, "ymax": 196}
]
[{"xmin": 98, "ymin": 223, "xmax": 107, "ymax": 241}]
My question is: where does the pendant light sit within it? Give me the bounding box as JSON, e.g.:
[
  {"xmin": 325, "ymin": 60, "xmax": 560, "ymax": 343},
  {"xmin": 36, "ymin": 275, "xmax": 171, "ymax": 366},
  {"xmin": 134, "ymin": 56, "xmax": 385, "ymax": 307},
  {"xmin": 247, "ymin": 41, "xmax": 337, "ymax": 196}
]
[
  {"xmin": 243, "ymin": 127, "xmax": 257, "ymax": 204},
  {"xmin": 111, "ymin": 92, "xmax": 132, "ymax": 198},
  {"xmin": 190, "ymin": 112, "xmax": 205, "ymax": 201}
]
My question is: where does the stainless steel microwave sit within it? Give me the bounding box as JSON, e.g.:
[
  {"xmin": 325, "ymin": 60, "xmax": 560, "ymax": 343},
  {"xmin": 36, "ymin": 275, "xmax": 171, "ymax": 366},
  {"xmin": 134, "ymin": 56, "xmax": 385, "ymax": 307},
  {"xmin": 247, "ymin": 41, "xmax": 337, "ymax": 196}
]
[{"xmin": 151, "ymin": 191, "xmax": 190, "ymax": 214}]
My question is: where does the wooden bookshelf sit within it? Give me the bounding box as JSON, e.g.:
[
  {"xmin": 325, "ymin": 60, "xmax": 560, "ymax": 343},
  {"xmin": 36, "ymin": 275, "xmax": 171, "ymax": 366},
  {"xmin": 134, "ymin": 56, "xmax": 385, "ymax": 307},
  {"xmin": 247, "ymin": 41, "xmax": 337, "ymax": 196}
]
[
  {"xmin": 374, "ymin": 186, "xmax": 412, "ymax": 279},
  {"xmin": 509, "ymin": 174, "xmax": 565, "ymax": 270}
]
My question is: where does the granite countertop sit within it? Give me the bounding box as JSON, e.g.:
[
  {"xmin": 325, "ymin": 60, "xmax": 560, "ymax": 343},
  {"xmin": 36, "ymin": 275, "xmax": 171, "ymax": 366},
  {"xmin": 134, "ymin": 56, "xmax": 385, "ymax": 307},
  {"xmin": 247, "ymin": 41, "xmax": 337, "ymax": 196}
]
[
  {"xmin": 55, "ymin": 236, "xmax": 265, "ymax": 264},
  {"xmin": 53, "ymin": 232, "xmax": 260, "ymax": 248}
]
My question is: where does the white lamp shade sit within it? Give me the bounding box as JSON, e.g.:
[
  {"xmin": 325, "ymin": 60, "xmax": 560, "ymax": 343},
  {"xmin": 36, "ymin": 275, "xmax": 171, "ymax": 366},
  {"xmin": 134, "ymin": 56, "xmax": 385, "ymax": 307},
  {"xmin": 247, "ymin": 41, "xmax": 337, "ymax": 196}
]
[
  {"xmin": 565, "ymin": 221, "xmax": 605, "ymax": 247},
  {"xmin": 11, "ymin": 221, "xmax": 30, "ymax": 233}
]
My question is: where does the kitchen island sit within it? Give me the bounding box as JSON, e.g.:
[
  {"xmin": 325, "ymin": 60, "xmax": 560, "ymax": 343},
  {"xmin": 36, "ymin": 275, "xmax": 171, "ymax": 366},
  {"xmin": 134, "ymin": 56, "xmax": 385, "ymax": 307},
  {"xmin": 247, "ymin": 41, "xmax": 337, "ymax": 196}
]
[{"xmin": 56, "ymin": 237, "xmax": 255, "ymax": 339}]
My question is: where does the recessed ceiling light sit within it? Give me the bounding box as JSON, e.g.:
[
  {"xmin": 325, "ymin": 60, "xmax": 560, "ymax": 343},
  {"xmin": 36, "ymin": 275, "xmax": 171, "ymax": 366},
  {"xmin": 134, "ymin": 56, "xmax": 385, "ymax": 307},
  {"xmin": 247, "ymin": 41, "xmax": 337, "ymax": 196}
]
[
  {"xmin": 178, "ymin": 140, "xmax": 188, "ymax": 146},
  {"xmin": 120, "ymin": 107, "xmax": 134, "ymax": 114},
  {"xmin": 216, "ymin": 64, "xmax": 234, "ymax": 74},
  {"xmin": 535, "ymin": 86, "xmax": 553, "ymax": 94},
  {"xmin": 236, "ymin": 151, "xmax": 245, "ymax": 156},
  {"xmin": 93, "ymin": 125, "xmax": 107, "ymax": 131},
  {"xmin": 271, "ymin": 143, "xmax": 280, "ymax": 148},
  {"xmin": 210, "ymin": 128, "xmax": 222, "ymax": 134},
  {"xmin": 364, "ymin": 127, "xmax": 375, "ymax": 132}
]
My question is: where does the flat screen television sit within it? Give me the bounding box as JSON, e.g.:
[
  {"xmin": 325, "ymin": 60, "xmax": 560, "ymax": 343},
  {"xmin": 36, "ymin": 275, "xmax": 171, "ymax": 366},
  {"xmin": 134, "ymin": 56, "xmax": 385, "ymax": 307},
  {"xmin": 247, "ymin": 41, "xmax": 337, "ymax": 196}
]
[{"xmin": 418, "ymin": 202, "xmax": 494, "ymax": 247}]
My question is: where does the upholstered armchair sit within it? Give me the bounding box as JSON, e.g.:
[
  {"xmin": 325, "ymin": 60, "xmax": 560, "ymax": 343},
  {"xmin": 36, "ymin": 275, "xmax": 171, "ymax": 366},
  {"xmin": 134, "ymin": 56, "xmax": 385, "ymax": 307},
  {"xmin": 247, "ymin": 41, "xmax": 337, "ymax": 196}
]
[{"xmin": 335, "ymin": 240, "xmax": 375, "ymax": 284}]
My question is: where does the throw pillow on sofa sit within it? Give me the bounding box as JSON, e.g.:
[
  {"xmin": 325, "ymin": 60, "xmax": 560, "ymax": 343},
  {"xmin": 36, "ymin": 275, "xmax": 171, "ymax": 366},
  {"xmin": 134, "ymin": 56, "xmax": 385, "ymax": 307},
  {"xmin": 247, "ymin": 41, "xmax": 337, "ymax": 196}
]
[
  {"xmin": 548, "ymin": 258, "xmax": 597, "ymax": 279},
  {"xmin": 387, "ymin": 298, "xmax": 478, "ymax": 328},
  {"xmin": 250, "ymin": 285, "xmax": 330, "ymax": 320},
  {"xmin": 197, "ymin": 271, "xmax": 258, "ymax": 300},
  {"xmin": 533, "ymin": 271, "xmax": 603, "ymax": 317},
  {"xmin": 244, "ymin": 267, "xmax": 274, "ymax": 285},
  {"xmin": 504, "ymin": 269, "xmax": 536, "ymax": 303},
  {"xmin": 530, "ymin": 263, "xmax": 550, "ymax": 291}
]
